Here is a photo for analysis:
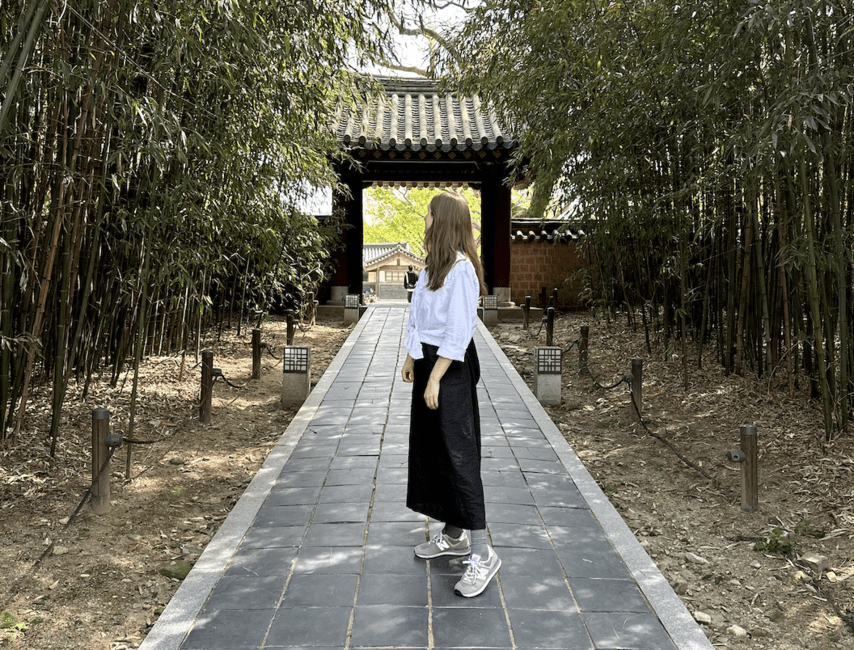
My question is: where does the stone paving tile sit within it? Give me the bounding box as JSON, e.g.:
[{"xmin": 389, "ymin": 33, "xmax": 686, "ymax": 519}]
[
  {"xmin": 500, "ymin": 574, "xmax": 576, "ymax": 612},
  {"xmin": 432, "ymin": 608, "xmax": 512, "ymax": 648},
  {"xmin": 582, "ymin": 612, "xmax": 677, "ymax": 649},
  {"xmin": 142, "ymin": 307, "xmax": 711, "ymax": 650},
  {"xmin": 223, "ymin": 547, "xmax": 297, "ymax": 577},
  {"xmin": 182, "ymin": 609, "xmax": 274, "ymax": 649},
  {"xmin": 508, "ymin": 609, "xmax": 593, "ymax": 649},
  {"xmin": 363, "ymin": 544, "xmax": 427, "ymax": 575},
  {"xmin": 239, "ymin": 526, "xmax": 306, "ymax": 549},
  {"xmin": 351, "ymin": 605, "xmax": 429, "ymax": 647},
  {"xmin": 357, "ymin": 573, "xmax": 428, "ymax": 607},
  {"xmin": 202, "ymin": 575, "xmax": 286, "ymax": 611},
  {"xmin": 281, "ymin": 573, "xmax": 358, "ymax": 607},
  {"xmin": 569, "ymin": 578, "xmax": 651, "ymax": 613},
  {"xmin": 266, "ymin": 607, "xmax": 352, "ymax": 647}
]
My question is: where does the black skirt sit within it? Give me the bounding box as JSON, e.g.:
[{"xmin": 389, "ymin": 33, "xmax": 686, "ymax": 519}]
[{"xmin": 406, "ymin": 339, "xmax": 485, "ymax": 530}]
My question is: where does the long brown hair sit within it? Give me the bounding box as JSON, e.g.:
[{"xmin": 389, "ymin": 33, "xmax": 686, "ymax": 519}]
[{"xmin": 423, "ymin": 191, "xmax": 487, "ymax": 295}]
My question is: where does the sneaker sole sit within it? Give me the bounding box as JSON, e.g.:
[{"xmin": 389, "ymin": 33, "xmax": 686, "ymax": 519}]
[
  {"xmin": 454, "ymin": 557, "xmax": 502, "ymax": 597},
  {"xmin": 414, "ymin": 547, "xmax": 471, "ymax": 559}
]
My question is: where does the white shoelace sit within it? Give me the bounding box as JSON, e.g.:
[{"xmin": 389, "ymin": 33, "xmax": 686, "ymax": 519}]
[
  {"xmin": 461, "ymin": 554, "xmax": 487, "ymax": 584},
  {"xmin": 431, "ymin": 533, "xmax": 451, "ymax": 550}
]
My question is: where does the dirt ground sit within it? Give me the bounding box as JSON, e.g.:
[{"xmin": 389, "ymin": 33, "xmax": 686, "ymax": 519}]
[
  {"xmin": 0, "ymin": 309, "xmax": 852, "ymax": 649},
  {"xmin": 0, "ymin": 316, "xmax": 351, "ymax": 650},
  {"xmin": 495, "ymin": 313, "xmax": 854, "ymax": 650}
]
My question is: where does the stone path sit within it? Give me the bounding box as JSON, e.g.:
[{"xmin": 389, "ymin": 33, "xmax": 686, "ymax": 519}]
[{"xmin": 140, "ymin": 306, "xmax": 713, "ymax": 650}]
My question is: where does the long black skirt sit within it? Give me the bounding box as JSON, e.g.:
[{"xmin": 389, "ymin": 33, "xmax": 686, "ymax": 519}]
[{"xmin": 406, "ymin": 340, "xmax": 485, "ymax": 530}]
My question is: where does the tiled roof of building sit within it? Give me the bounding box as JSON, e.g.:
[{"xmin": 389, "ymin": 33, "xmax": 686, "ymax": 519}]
[
  {"xmin": 363, "ymin": 242, "xmax": 424, "ymax": 267},
  {"xmin": 331, "ymin": 77, "xmax": 514, "ymax": 153},
  {"xmin": 511, "ymin": 218, "xmax": 585, "ymax": 243}
]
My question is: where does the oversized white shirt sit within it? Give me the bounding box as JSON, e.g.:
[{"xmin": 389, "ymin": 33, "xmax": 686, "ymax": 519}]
[{"xmin": 405, "ymin": 251, "xmax": 479, "ymax": 362}]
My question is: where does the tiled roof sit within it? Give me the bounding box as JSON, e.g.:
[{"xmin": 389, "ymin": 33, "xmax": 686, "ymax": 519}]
[
  {"xmin": 332, "ymin": 77, "xmax": 514, "ymax": 153},
  {"xmin": 511, "ymin": 218, "xmax": 585, "ymax": 243},
  {"xmin": 363, "ymin": 242, "xmax": 424, "ymax": 267}
]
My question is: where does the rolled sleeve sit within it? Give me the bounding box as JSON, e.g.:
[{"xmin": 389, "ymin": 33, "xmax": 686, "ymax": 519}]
[{"xmin": 436, "ymin": 263, "xmax": 479, "ymax": 361}]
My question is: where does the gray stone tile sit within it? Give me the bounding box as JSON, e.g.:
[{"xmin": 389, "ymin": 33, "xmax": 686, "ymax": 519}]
[
  {"xmin": 369, "ymin": 501, "xmax": 423, "ymax": 522},
  {"xmin": 292, "ymin": 546, "xmax": 364, "ymax": 574},
  {"xmin": 350, "ymin": 605, "xmax": 428, "ymax": 647},
  {"xmin": 264, "ymin": 486, "xmax": 322, "ymax": 506},
  {"xmin": 556, "ymin": 546, "xmax": 631, "ymax": 580},
  {"xmin": 430, "ymin": 573, "xmax": 503, "ymax": 608},
  {"xmin": 281, "ymin": 573, "xmax": 358, "ymax": 607},
  {"xmin": 266, "ymin": 607, "xmax": 351, "ymax": 647},
  {"xmin": 363, "ymin": 544, "xmax": 427, "ymax": 575},
  {"xmin": 182, "ymin": 608, "xmax": 274, "ymax": 648},
  {"xmin": 311, "ymin": 502, "xmax": 370, "ymax": 524},
  {"xmin": 487, "ymin": 523, "xmax": 552, "ymax": 549},
  {"xmin": 202, "ymin": 575, "xmax": 285, "ymax": 611},
  {"xmin": 483, "ymin": 445, "xmax": 516, "ymax": 458},
  {"xmin": 375, "ymin": 467, "xmax": 408, "ymax": 484},
  {"xmin": 582, "ymin": 612, "xmax": 677, "ymax": 649},
  {"xmin": 367, "ymin": 520, "xmax": 427, "ymax": 546},
  {"xmin": 253, "ymin": 504, "xmax": 314, "ymax": 528},
  {"xmin": 432, "ymin": 608, "xmax": 512, "ymax": 648},
  {"xmin": 275, "ymin": 470, "xmax": 327, "ymax": 487},
  {"xmin": 289, "ymin": 443, "xmax": 339, "ymax": 459},
  {"xmin": 484, "ymin": 487, "xmax": 536, "ymax": 505},
  {"xmin": 337, "ymin": 436, "xmax": 382, "ymax": 456},
  {"xmin": 569, "ymin": 578, "xmax": 650, "ymax": 613},
  {"xmin": 373, "ymin": 482, "xmax": 408, "ymax": 501},
  {"xmin": 539, "ymin": 507, "xmax": 598, "ymax": 528},
  {"xmin": 508, "ymin": 609, "xmax": 592, "ymax": 649},
  {"xmin": 223, "ymin": 546, "xmax": 297, "ymax": 576},
  {"xmin": 329, "ymin": 455, "xmax": 378, "ymax": 470},
  {"xmin": 377, "ymin": 453, "xmax": 409, "ymax": 470},
  {"xmin": 302, "ymin": 523, "xmax": 366, "ymax": 547},
  {"xmin": 317, "ymin": 484, "xmax": 374, "ymax": 504},
  {"xmin": 324, "ymin": 468, "xmax": 376, "ymax": 486},
  {"xmin": 481, "ymin": 470, "xmax": 529, "ymax": 488},
  {"xmin": 482, "ymin": 457, "xmax": 521, "ymax": 472},
  {"xmin": 518, "ymin": 458, "xmax": 566, "ymax": 474},
  {"xmin": 240, "ymin": 526, "xmax": 305, "ymax": 549},
  {"xmin": 357, "ymin": 573, "xmax": 428, "ymax": 607},
  {"xmin": 501, "ymin": 574, "xmax": 576, "ymax": 611},
  {"xmin": 513, "ymin": 447, "xmax": 560, "ymax": 462},
  {"xmin": 282, "ymin": 456, "xmax": 332, "ymax": 472},
  {"xmin": 548, "ymin": 525, "xmax": 610, "ymax": 547},
  {"xmin": 487, "ymin": 504, "xmax": 543, "ymax": 526},
  {"xmin": 493, "ymin": 548, "xmax": 563, "ymax": 579},
  {"xmin": 428, "ymin": 554, "xmax": 469, "ymax": 576}
]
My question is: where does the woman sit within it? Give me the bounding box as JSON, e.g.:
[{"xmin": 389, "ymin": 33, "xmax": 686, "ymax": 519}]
[{"xmin": 401, "ymin": 191, "xmax": 500, "ymax": 598}]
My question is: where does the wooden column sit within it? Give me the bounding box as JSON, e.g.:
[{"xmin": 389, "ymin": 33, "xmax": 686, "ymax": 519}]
[
  {"xmin": 480, "ymin": 170, "xmax": 511, "ymax": 301},
  {"xmin": 329, "ymin": 167, "xmax": 364, "ymax": 301}
]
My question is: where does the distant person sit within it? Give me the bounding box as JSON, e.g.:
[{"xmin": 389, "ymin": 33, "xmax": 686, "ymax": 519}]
[
  {"xmin": 401, "ymin": 191, "xmax": 499, "ymax": 598},
  {"xmin": 404, "ymin": 265, "xmax": 419, "ymax": 303}
]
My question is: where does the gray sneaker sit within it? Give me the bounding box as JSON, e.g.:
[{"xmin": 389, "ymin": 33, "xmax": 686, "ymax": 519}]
[
  {"xmin": 414, "ymin": 532, "xmax": 471, "ymax": 559},
  {"xmin": 454, "ymin": 547, "xmax": 501, "ymax": 597}
]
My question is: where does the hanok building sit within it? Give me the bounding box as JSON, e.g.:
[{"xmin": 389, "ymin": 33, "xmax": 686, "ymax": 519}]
[
  {"xmin": 324, "ymin": 76, "xmax": 589, "ymax": 311},
  {"xmin": 363, "ymin": 242, "xmax": 424, "ymax": 301}
]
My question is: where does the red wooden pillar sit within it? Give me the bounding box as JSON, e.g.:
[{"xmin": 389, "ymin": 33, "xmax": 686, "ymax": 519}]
[
  {"xmin": 481, "ymin": 171, "xmax": 512, "ymax": 303},
  {"xmin": 330, "ymin": 168, "xmax": 364, "ymax": 302}
]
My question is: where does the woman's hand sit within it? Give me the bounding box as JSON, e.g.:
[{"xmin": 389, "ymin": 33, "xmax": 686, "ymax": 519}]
[
  {"xmin": 401, "ymin": 355, "xmax": 415, "ymax": 383},
  {"xmin": 424, "ymin": 377, "xmax": 440, "ymax": 410}
]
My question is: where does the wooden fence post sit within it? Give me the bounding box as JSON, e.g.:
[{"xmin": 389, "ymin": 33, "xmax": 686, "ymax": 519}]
[
  {"xmin": 200, "ymin": 350, "xmax": 213, "ymax": 423},
  {"xmin": 579, "ymin": 325, "xmax": 589, "ymax": 375},
  {"xmin": 91, "ymin": 408, "xmax": 111, "ymax": 515},
  {"xmin": 631, "ymin": 357, "xmax": 643, "ymax": 421},
  {"xmin": 252, "ymin": 328, "xmax": 261, "ymax": 379},
  {"xmin": 740, "ymin": 424, "xmax": 759, "ymax": 512}
]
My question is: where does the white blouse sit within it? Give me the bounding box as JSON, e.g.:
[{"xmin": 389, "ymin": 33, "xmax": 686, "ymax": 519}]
[{"xmin": 405, "ymin": 251, "xmax": 479, "ymax": 362}]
